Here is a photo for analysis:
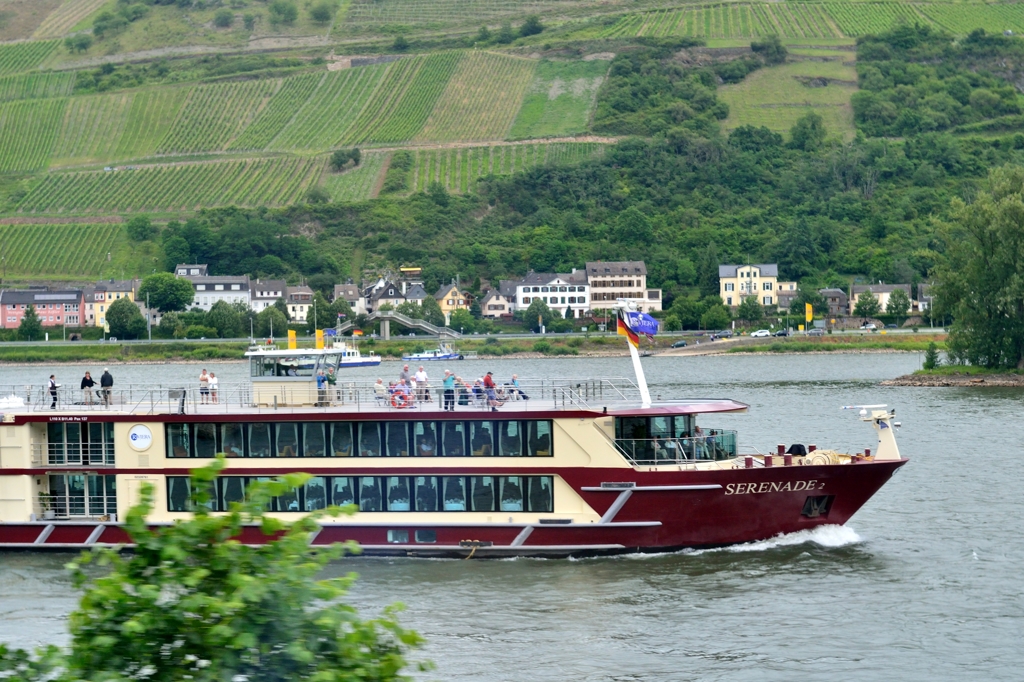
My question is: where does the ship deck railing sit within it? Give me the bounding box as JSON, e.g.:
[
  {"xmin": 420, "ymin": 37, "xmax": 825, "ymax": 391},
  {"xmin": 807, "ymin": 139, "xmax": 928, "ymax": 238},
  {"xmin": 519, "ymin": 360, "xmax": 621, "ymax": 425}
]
[
  {"xmin": 0, "ymin": 378, "xmax": 645, "ymax": 416},
  {"xmin": 38, "ymin": 494, "xmax": 117, "ymax": 520},
  {"xmin": 614, "ymin": 432, "xmax": 739, "ymax": 465}
]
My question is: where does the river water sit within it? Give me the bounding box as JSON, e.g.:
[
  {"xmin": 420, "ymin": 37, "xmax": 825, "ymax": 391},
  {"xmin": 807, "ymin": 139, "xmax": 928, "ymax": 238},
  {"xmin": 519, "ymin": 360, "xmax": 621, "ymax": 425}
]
[{"xmin": 2, "ymin": 352, "xmax": 1023, "ymax": 681}]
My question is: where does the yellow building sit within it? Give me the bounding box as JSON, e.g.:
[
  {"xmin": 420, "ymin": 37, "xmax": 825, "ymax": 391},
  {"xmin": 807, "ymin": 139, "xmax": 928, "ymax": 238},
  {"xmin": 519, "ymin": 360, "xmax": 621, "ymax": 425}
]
[
  {"xmin": 89, "ymin": 279, "xmax": 136, "ymax": 327},
  {"xmin": 435, "ymin": 282, "xmax": 469, "ymax": 323},
  {"xmin": 718, "ymin": 264, "xmax": 779, "ymax": 308}
]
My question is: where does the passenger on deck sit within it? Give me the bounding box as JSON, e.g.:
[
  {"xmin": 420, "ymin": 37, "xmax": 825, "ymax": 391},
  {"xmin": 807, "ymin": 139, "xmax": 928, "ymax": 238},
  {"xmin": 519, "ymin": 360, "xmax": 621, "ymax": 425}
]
[{"xmin": 373, "ymin": 378, "xmax": 388, "ymax": 405}]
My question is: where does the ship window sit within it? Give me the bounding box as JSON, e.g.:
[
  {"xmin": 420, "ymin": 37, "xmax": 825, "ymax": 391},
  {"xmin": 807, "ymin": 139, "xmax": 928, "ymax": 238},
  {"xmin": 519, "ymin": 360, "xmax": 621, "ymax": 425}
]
[
  {"xmin": 526, "ymin": 421, "xmax": 551, "ymax": 457},
  {"xmin": 386, "ymin": 422, "xmax": 410, "ymax": 457},
  {"xmin": 650, "ymin": 417, "xmax": 672, "ymax": 439},
  {"xmin": 496, "ymin": 421, "xmax": 523, "ymax": 457},
  {"xmin": 330, "ymin": 423, "xmax": 353, "ymax": 457},
  {"xmin": 275, "ymin": 485, "xmax": 298, "ymax": 512},
  {"xmin": 527, "ymin": 477, "xmax": 553, "ymax": 513},
  {"xmin": 302, "ymin": 423, "xmax": 327, "ymax": 457},
  {"xmin": 470, "ymin": 421, "xmax": 493, "ymax": 456},
  {"xmin": 414, "ymin": 476, "xmax": 438, "ymax": 512},
  {"xmin": 498, "ymin": 476, "xmax": 524, "ymax": 512},
  {"xmin": 167, "ymin": 424, "xmax": 190, "ymax": 458},
  {"xmin": 220, "ymin": 476, "xmax": 245, "ymax": 509},
  {"xmin": 358, "ymin": 423, "xmax": 383, "ymax": 457},
  {"xmin": 65, "ymin": 424, "xmax": 81, "ymax": 462},
  {"xmin": 275, "ymin": 423, "xmax": 298, "ymax": 457},
  {"xmin": 221, "ymin": 423, "xmax": 244, "ymax": 458},
  {"xmin": 167, "ymin": 477, "xmax": 191, "ymax": 512},
  {"xmin": 359, "ymin": 477, "xmax": 382, "ymax": 511},
  {"xmin": 413, "ymin": 421, "xmax": 437, "ymax": 457},
  {"xmin": 470, "ymin": 476, "xmax": 495, "ymax": 512},
  {"xmin": 415, "ymin": 530, "xmax": 436, "ymax": 543},
  {"xmin": 331, "ymin": 477, "xmax": 355, "ymax": 506},
  {"xmin": 441, "ymin": 421, "xmax": 466, "ymax": 457},
  {"xmin": 387, "ymin": 530, "xmax": 409, "ymax": 544},
  {"xmin": 385, "ymin": 477, "xmax": 411, "ymax": 511},
  {"xmin": 194, "ymin": 424, "xmax": 216, "ymax": 458},
  {"xmin": 304, "ymin": 477, "xmax": 327, "ymax": 511},
  {"xmin": 442, "ymin": 476, "xmax": 466, "ymax": 511},
  {"xmin": 249, "ymin": 423, "xmax": 272, "ymax": 458},
  {"xmin": 47, "ymin": 423, "xmax": 65, "ymax": 462}
]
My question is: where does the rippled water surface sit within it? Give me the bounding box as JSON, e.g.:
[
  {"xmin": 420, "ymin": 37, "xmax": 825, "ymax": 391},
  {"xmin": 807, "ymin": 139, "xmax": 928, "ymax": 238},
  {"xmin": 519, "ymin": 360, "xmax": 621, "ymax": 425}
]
[{"xmin": 2, "ymin": 353, "xmax": 1023, "ymax": 681}]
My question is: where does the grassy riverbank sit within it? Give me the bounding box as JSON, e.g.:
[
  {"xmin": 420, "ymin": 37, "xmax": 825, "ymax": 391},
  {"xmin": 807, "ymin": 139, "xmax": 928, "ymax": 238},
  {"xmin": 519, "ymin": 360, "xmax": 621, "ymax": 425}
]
[
  {"xmin": 0, "ymin": 342, "xmax": 252, "ymax": 364},
  {"xmin": 727, "ymin": 334, "xmax": 946, "ymax": 354}
]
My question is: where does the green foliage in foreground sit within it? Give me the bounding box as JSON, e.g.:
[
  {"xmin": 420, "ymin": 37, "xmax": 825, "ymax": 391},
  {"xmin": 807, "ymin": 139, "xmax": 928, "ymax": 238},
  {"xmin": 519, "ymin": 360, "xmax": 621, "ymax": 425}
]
[{"xmin": 0, "ymin": 458, "xmax": 423, "ymax": 681}]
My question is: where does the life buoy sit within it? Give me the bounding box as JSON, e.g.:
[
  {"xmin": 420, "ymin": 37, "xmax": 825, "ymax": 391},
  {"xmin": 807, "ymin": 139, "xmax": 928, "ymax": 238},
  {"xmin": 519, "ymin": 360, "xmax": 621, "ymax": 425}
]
[{"xmin": 391, "ymin": 393, "xmax": 410, "ymax": 409}]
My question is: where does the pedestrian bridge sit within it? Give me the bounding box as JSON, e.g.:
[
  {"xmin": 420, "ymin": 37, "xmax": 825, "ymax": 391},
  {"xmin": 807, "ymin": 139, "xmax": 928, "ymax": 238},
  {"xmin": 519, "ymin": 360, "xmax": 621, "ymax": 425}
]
[{"xmin": 336, "ymin": 310, "xmax": 461, "ymax": 340}]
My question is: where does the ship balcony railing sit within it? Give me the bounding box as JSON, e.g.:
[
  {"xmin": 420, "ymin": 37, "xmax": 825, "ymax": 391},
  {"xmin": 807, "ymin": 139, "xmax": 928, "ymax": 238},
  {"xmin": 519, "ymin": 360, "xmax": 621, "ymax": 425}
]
[
  {"xmin": 31, "ymin": 442, "xmax": 115, "ymax": 467},
  {"xmin": 614, "ymin": 432, "xmax": 738, "ymax": 465},
  {"xmin": 38, "ymin": 494, "xmax": 117, "ymax": 520},
  {"xmin": 2, "ymin": 378, "xmax": 645, "ymax": 415}
]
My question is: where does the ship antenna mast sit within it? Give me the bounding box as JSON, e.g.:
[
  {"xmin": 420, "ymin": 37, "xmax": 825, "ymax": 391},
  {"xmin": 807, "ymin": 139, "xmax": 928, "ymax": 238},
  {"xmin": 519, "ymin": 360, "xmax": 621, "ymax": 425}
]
[{"xmin": 615, "ymin": 299, "xmax": 652, "ymax": 408}]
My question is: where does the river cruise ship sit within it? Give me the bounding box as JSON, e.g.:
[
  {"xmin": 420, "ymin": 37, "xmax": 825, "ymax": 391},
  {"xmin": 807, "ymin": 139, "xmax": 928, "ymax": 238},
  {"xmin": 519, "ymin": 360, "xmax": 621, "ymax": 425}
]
[{"xmin": 0, "ymin": 332, "xmax": 908, "ymax": 557}]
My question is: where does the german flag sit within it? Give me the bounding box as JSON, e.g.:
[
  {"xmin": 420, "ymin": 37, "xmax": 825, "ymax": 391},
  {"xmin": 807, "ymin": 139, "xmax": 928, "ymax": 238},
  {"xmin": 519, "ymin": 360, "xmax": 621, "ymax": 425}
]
[{"xmin": 617, "ymin": 310, "xmax": 640, "ymax": 348}]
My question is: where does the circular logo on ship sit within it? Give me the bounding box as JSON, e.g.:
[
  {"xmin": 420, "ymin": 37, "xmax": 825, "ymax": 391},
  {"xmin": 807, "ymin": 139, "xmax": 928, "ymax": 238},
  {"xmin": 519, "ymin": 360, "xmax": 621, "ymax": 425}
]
[{"xmin": 127, "ymin": 425, "xmax": 153, "ymax": 451}]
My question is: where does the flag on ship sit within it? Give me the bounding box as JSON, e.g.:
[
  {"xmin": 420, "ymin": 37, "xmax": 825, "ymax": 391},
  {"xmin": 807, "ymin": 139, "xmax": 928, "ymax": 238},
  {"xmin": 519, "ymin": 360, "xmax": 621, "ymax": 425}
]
[{"xmin": 617, "ymin": 309, "xmax": 659, "ymax": 347}]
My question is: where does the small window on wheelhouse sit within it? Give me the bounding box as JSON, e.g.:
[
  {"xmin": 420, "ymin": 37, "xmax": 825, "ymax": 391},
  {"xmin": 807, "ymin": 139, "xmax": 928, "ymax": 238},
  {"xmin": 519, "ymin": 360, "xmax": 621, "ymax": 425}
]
[
  {"xmin": 387, "ymin": 530, "xmax": 409, "ymax": 543},
  {"xmin": 415, "ymin": 530, "xmax": 436, "ymax": 543}
]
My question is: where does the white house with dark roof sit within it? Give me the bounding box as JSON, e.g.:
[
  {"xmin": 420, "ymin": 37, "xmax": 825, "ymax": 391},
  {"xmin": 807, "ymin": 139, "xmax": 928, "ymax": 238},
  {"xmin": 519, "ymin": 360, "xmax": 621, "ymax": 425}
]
[
  {"xmin": 251, "ymin": 279, "xmax": 286, "ymax": 313},
  {"xmin": 851, "ymin": 284, "xmax": 911, "ymax": 315},
  {"xmin": 719, "ymin": 264, "xmax": 779, "ymax": 308},
  {"xmin": 507, "ymin": 270, "xmax": 590, "ymax": 318},
  {"xmin": 175, "ymin": 266, "xmax": 250, "ymax": 312}
]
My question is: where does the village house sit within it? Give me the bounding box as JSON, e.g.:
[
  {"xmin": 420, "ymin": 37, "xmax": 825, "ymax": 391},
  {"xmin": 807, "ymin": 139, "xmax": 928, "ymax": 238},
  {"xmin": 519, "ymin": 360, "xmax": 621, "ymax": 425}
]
[
  {"xmin": 332, "ymin": 283, "xmax": 367, "ymax": 315},
  {"xmin": 0, "ymin": 288, "xmax": 85, "ymax": 329},
  {"xmin": 507, "ymin": 270, "xmax": 590, "ymax": 318},
  {"xmin": 250, "ymin": 279, "xmax": 286, "ymax": 313},
  {"xmin": 480, "ymin": 289, "xmax": 513, "ymax": 319},
  {"xmin": 90, "ymin": 279, "xmax": 136, "ymax": 328},
  {"xmin": 286, "ymin": 285, "xmax": 314, "ymax": 322},
  {"xmin": 369, "ymin": 281, "xmax": 405, "ymax": 313},
  {"xmin": 174, "ymin": 264, "xmax": 250, "ymax": 312},
  {"xmin": 819, "ymin": 288, "xmax": 849, "ymax": 318},
  {"xmin": 775, "ymin": 281, "xmax": 799, "ymax": 312},
  {"xmin": 434, "ymin": 282, "xmax": 469, "ymax": 323},
  {"xmin": 850, "ymin": 284, "xmax": 912, "ymax": 315},
  {"xmin": 586, "ymin": 261, "xmax": 661, "ymax": 314},
  {"xmin": 718, "ymin": 264, "xmax": 778, "ymax": 309}
]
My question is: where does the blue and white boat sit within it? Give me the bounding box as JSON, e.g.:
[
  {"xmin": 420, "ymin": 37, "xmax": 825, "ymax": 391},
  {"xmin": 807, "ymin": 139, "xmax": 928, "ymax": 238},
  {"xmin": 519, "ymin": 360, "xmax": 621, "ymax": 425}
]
[{"xmin": 402, "ymin": 342, "xmax": 464, "ymax": 361}]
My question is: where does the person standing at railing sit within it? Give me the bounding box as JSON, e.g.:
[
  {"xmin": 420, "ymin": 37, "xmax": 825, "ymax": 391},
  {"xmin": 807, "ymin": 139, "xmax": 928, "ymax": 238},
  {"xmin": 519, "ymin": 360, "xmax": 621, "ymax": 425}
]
[
  {"xmin": 442, "ymin": 369, "xmax": 456, "ymax": 411},
  {"xmin": 80, "ymin": 372, "xmax": 95, "ymax": 406},
  {"xmin": 48, "ymin": 375, "xmax": 58, "ymax": 410},
  {"xmin": 209, "ymin": 372, "xmax": 218, "ymax": 404},
  {"xmin": 694, "ymin": 425, "xmax": 709, "ymax": 459},
  {"xmin": 414, "ymin": 366, "xmax": 428, "ymax": 404},
  {"xmin": 315, "ymin": 370, "xmax": 327, "ymax": 407},
  {"xmin": 326, "ymin": 367, "xmax": 337, "ymax": 404},
  {"xmin": 199, "ymin": 369, "xmax": 210, "ymax": 405},
  {"xmin": 100, "ymin": 368, "xmax": 113, "ymax": 407}
]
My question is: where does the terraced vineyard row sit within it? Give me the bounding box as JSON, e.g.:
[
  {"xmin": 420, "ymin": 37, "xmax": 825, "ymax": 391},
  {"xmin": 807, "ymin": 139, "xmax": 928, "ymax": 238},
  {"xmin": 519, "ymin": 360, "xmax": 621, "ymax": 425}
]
[
  {"xmin": 269, "ymin": 64, "xmax": 390, "ymax": 152},
  {"xmin": 415, "ymin": 52, "xmax": 535, "ymax": 143},
  {"xmin": 412, "ymin": 142, "xmax": 607, "ymax": 194},
  {"xmin": 340, "ymin": 57, "xmax": 426, "ymax": 145},
  {"xmin": 17, "ymin": 157, "xmax": 322, "ymax": 213},
  {"xmin": 0, "ymin": 223, "xmax": 121, "ymax": 276},
  {"xmin": 824, "ymin": 3, "xmax": 927, "ymax": 37},
  {"xmin": 343, "ymin": 0, "xmax": 576, "ymax": 24},
  {"xmin": 917, "ymin": 4, "xmax": 1024, "ymax": 36},
  {"xmin": 113, "ymin": 89, "xmax": 187, "ymax": 159},
  {"xmin": 0, "ymin": 71, "xmax": 75, "ymax": 103},
  {"xmin": 353, "ymin": 51, "xmax": 464, "ymax": 144},
  {"xmin": 156, "ymin": 79, "xmax": 278, "ymax": 154},
  {"xmin": 33, "ymin": 0, "xmax": 110, "ymax": 39},
  {"xmin": 603, "ymin": 4, "xmax": 841, "ymax": 39},
  {"xmin": 229, "ymin": 73, "xmax": 323, "ymax": 151},
  {"xmin": 0, "ymin": 40, "xmax": 58, "ymax": 77},
  {"xmin": 321, "ymin": 153, "xmax": 388, "ymax": 202},
  {"xmin": 0, "ymin": 98, "xmax": 66, "ymax": 173},
  {"xmin": 52, "ymin": 93, "xmax": 134, "ymax": 164}
]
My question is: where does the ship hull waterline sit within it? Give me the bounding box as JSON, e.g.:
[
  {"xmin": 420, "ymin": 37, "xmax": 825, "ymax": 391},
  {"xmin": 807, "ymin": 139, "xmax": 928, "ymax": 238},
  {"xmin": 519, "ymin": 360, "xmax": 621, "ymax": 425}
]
[{"xmin": 0, "ymin": 459, "xmax": 906, "ymax": 557}]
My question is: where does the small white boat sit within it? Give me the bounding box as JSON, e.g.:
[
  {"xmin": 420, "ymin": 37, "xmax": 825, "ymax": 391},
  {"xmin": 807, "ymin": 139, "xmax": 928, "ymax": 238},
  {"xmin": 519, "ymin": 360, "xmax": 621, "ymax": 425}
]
[{"xmin": 402, "ymin": 342, "xmax": 464, "ymax": 361}]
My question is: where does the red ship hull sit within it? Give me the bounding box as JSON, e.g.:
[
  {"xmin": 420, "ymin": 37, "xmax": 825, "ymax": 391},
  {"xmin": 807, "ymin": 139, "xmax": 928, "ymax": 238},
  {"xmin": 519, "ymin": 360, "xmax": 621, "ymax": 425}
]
[{"xmin": 0, "ymin": 459, "xmax": 907, "ymax": 557}]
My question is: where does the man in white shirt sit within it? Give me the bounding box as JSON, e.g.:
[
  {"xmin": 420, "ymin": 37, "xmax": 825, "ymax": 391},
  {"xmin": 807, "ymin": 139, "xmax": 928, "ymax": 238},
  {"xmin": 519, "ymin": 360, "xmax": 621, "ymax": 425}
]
[{"xmin": 414, "ymin": 366, "xmax": 428, "ymax": 403}]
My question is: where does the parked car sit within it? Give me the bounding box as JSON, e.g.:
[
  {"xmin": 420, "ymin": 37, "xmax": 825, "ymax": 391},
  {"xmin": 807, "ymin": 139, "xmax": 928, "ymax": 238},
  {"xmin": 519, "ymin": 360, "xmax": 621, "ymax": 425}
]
[
  {"xmin": 807, "ymin": 328, "xmax": 824, "ymax": 336},
  {"xmin": 885, "ymin": 324, "xmax": 898, "ymax": 329},
  {"xmin": 773, "ymin": 329, "xmax": 790, "ymax": 337},
  {"xmin": 860, "ymin": 323, "xmax": 877, "ymax": 330},
  {"xmin": 671, "ymin": 339, "xmax": 688, "ymax": 348},
  {"xmin": 716, "ymin": 330, "xmax": 733, "ymax": 338},
  {"xmin": 750, "ymin": 329, "xmax": 771, "ymax": 338}
]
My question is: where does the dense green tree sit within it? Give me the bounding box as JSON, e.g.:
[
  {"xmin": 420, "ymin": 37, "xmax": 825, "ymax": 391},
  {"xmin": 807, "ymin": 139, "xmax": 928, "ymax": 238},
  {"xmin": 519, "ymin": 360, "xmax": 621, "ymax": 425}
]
[
  {"xmin": 309, "ymin": 1, "xmax": 334, "ymax": 25},
  {"xmin": 306, "ymin": 187, "xmax": 330, "ymax": 204},
  {"xmin": 17, "ymin": 305, "xmax": 42, "ymax": 341},
  {"xmin": 520, "ymin": 15, "xmax": 543, "ymax": 37},
  {"xmin": 923, "ymin": 341, "xmax": 941, "ymax": 369},
  {"xmin": 523, "ymin": 298, "xmax": 553, "ymax": 331},
  {"xmin": 420, "ymin": 296, "xmax": 445, "ymax": 327},
  {"xmin": 126, "ymin": 215, "xmax": 155, "ymax": 241},
  {"xmin": 751, "ymin": 35, "xmax": 787, "ymax": 65},
  {"xmin": 789, "ymin": 112, "xmax": 826, "ymax": 151},
  {"xmin": 139, "ymin": 273, "xmax": 195, "ymax": 312},
  {"xmin": 496, "ymin": 21, "xmax": 515, "ymax": 44},
  {"xmin": 162, "ymin": 235, "xmax": 191, "ymax": 272},
  {"xmin": 696, "ymin": 242, "xmax": 721, "ymax": 299},
  {"xmin": 701, "ymin": 304, "xmax": 731, "ymax": 331},
  {"xmin": 449, "ymin": 308, "xmax": 475, "ymax": 333},
  {"xmin": 886, "ymin": 288, "xmax": 911, "ymax": 323},
  {"xmin": 213, "ymin": 9, "xmax": 233, "ymax": 27},
  {"xmin": 937, "ymin": 165, "xmax": 1024, "ymax": 368},
  {"xmin": 853, "ymin": 292, "xmax": 881, "ymax": 318},
  {"xmin": 0, "ymin": 459, "xmax": 421, "ymax": 680},
  {"xmin": 65, "ymin": 34, "xmax": 92, "ymax": 52},
  {"xmin": 206, "ymin": 300, "xmax": 243, "ymax": 338},
  {"xmin": 735, "ymin": 296, "xmax": 764, "ymax": 323},
  {"xmin": 305, "ymin": 293, "xmax": 333, "ymax": 334},
  {"xmin": 392, "ymin": 35, "xmax": 409, "ymax": 51},
  {"xmin": 475, "ymin": 25, "xmax": 491, "ymax": 43},
  {"xmin": 268, "ymin": 0, "xmax": 298, "ymax": 25},
  {"xmin": 789, "ymin": 289, "xmax": 829, "ymax": 317},
  {"xmin": 257, "ymin": 305, "xmax": 288, "ymax": 338},
  {"xmin": 106, "ymin": 298, "xmax": 147, "ymax": 339}
]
